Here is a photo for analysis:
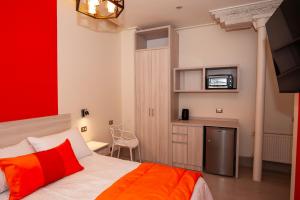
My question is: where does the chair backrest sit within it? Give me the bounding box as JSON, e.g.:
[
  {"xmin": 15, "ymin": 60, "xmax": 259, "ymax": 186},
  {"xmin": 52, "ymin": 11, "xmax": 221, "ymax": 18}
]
[
  {"xmin": 109, "ymin": 125, "xmax": 123, "ymax": 143},
  {"xmin": 109, "ymin": 125, "xmax": 138, "ymax": 142}
]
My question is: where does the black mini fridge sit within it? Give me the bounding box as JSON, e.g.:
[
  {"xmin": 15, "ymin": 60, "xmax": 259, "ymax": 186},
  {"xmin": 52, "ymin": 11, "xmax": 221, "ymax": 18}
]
[{"xmin": 204, "ymin": 126, "xmax": 236, "ymax": 177}]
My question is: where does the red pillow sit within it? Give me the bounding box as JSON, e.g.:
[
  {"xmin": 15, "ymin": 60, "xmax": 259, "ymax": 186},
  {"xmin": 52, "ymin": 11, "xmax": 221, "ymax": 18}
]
[{"xmin": 0, "ymin": 139, "xmax": 83, "ymax": 200}]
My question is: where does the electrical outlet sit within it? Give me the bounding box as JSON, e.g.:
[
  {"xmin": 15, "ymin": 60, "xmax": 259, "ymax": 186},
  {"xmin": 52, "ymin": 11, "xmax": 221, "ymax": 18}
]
[
  {"xmin": 216, "ymin": 108, "xmax": 223, "ymax": 113},
  {"xmin": 81, "ymin": 126, "xmax": 87, "ymax": 132},
  {"xmin": 109, "ymin": 120, "xmax": 114, "ymax": 125}
]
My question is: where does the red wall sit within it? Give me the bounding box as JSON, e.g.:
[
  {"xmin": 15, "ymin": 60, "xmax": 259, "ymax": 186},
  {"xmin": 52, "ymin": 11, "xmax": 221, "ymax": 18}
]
[
  {"xmin": 295, "ymin": 95, "xmax": 300, "ymax": 200},
  {"xmin": 0, "ymin": 1, "xmax": 58, "ymax": 122}
]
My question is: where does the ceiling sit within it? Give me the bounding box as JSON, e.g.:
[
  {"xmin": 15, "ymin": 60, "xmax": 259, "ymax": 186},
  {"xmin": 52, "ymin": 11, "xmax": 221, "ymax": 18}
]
[{"xmin": 116, "ymin": 0, "xmax": 262, "ymax": 29}]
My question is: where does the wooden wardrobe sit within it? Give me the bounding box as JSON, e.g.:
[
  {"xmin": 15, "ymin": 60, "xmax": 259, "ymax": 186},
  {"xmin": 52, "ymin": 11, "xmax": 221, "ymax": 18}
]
[{"xmin": 135, "ymin": 26, "xmax": 179, "ymax": 164}]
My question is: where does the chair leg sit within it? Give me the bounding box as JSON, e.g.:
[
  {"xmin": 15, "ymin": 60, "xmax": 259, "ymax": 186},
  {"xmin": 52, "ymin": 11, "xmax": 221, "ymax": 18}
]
[
  {"xmin": 129, "ymin": 148, "xmax": 133, "ymax": 161},
  {"xmin": 111, "ymin": 144, "xmax": 114, "ymax": 157},
  {"xmin": 117, "ymin": 146, "xmax": 121, "ymax": 158},
  {"xmin": 138, "ymin": 146, "xmax": 141, "ymax": 163}
]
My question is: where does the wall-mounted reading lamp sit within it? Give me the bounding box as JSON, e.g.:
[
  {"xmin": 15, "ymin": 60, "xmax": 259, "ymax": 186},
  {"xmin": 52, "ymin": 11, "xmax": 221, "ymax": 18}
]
[{"xmin": 81, "ymin": 109, "xmax": 90, "ymax": 118}]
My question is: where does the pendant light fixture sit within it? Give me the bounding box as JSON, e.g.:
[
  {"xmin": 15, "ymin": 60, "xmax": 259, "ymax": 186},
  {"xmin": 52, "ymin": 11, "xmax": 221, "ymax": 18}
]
[{"xmin": 76, "ymin": 0, "xmax": 124, "ymax": 19}]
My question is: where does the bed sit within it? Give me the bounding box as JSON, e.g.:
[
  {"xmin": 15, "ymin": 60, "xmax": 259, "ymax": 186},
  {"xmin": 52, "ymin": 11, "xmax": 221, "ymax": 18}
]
[{"xmin": 0, "ymin": 115, "xmax": 213, "ymax": 200}]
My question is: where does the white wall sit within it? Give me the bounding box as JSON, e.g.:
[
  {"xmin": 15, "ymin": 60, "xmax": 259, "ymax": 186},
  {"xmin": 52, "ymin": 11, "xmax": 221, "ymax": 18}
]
[
  {"xmin": 178, "ymin": 25, "xmax": 257, "ymax": 157},
  {"xmin": 56, "ymin": 1, "xmax": 293, "ymax": 156},
  {"xmin": 264, "ymin": 45, "xmax": 294, "ymax": 135},
  {"xmin": 57, "ymin": 0, "xmax": 122, "ymax": 143},
  {"xmin": 177, "ymin": 24, "xmax": 294, "ymax": 157}
]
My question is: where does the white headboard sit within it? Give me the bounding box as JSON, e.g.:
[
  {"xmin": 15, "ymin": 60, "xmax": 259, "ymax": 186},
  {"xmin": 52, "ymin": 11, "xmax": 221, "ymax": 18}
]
[{"xmin": 0, "ymin": 114, "xmax": 71, "ymax": 148}]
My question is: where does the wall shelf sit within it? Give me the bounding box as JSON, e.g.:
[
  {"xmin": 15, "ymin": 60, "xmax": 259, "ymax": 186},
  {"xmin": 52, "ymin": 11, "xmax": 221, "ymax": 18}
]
[
  {"xmin": 136, "ymin": 26, "xmax": 170, "ymax": 50},
  {"xmin": 174, "ymin": 67, "xmax": 203, "ymax": 92},
  {"xmin": 174, "ymin": 65, "xmax": 239, "ymax": 93}
]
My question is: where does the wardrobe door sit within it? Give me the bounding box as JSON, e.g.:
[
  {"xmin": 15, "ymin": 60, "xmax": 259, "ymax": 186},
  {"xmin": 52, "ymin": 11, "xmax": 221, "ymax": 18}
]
[
  {"xmin": 151, "ymin": 48, "xmax": 169, "ymax": 164},
  {"xmin": 135, "ymin": 50, "xmax": 154, "ymax": 162}
]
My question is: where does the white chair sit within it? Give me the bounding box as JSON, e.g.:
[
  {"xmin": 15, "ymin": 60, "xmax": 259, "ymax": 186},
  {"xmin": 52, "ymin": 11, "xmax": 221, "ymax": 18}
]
[{"xmin": 110, "ymin": 125, "xmax": 141, "ymax": 162}]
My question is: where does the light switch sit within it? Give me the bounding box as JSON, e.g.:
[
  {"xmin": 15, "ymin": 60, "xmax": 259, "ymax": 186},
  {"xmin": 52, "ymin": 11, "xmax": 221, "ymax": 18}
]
[
  {"xmin": 216, "ymin": 108, "xmax": 223, "ymax": 113},
  {"xmin": 81, "ymin": 126, "xmax": 87, "ymax": 132}
]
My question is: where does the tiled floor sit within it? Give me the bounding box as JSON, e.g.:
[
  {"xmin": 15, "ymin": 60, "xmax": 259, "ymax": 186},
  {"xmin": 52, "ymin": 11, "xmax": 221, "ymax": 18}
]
[{"xmin": 203, "ymin": 168, "xmax": 290, "ymax": 200}]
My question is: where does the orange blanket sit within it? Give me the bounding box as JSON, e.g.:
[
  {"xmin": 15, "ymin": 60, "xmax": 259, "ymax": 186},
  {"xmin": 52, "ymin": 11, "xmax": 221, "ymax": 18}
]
[{"xmin": 96, "ymin": 163, "xmax": 202, "ymax": 200}]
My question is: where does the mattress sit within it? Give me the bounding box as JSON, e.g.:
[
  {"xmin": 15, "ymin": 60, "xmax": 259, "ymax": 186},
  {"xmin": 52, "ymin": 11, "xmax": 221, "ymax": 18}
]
[{"xmin": 0, "ymin": 153, "xmax": 213, "ymax": 200}]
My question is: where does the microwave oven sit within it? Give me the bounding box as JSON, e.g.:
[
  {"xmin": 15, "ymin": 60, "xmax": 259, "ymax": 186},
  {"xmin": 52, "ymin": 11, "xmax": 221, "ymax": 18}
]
[{"xmin": 206, "ymin": 74, "xmax": 234, "ymax": 89}]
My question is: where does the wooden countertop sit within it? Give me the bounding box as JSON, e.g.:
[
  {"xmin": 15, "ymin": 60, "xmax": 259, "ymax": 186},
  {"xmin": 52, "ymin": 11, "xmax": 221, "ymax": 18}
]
[{"xmin": 171, "ymin": 117, "xmax": 239, "ymax": 128}]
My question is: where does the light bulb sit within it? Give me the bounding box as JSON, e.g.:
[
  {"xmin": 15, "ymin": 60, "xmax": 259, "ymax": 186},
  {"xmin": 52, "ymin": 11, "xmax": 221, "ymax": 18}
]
[
  {"xmin": 88, "ymin": 0, "xmax": 99, "ymax": 14},
  {"xmin": 88, "ymin": 5, "xmax": 96, "ymax": 14},
  {"xmin": 90, "ymin": 0, "xmax": 99, "ymax": 6},
  {"xmin": 107, "ymin": 1, "xmax": 116, "ymax": 13}
]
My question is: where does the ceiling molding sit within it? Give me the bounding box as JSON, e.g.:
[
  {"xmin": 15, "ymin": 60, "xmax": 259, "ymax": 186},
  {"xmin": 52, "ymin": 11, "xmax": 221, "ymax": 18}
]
[
  {"xmin": 127, "ymin": 26, "xmax": 138, "ymax": 30},
  {"xmin": 175, "ymin": 22, "xmax": 217, "ymax": 31},
  {"xmin": 209, "ymin": 0, "xmax": 283, "ymax": 31}
]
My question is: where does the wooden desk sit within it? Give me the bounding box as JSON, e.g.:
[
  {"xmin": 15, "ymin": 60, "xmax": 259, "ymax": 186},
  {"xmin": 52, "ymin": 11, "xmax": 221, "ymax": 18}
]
[{"xmin": 171, "ymin": 117, "xmax": 240, "ymax": 178}]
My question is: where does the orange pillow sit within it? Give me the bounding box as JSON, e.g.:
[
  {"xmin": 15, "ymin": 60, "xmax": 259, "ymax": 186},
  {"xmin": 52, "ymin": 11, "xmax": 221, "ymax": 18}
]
[{"xmin": 0, "ymin": 139, "xmax": 84, "ymax": 200}]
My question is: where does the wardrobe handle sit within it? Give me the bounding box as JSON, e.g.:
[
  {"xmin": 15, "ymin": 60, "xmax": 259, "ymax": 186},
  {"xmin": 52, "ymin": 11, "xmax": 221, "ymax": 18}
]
[
  {"xmin": 152, "ymin": 109, "xmax": 154, "ymax": 116},
  {"xmin": 149, "ymin": 108, "xmax": 151, "ymax": 116}
]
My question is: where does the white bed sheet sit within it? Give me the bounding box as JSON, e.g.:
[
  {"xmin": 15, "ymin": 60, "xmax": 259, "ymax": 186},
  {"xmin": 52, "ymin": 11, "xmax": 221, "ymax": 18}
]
[{"xmin": 0, "ymin": 153, "xmax": 213, "ymax": 200}]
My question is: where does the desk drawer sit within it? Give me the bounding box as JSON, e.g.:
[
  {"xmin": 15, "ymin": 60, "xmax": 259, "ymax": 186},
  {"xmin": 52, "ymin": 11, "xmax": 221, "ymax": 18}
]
[
  {"xmin": 172, "ymin": 134, "xmax": 188, "ymax": 143},
  {"xmin": 172, "ymin": 125, "xmax": 187, "ymax": 134},
  {"xmin": 172, "ymin": 143, "xmax": 187, "ymax": 164}
]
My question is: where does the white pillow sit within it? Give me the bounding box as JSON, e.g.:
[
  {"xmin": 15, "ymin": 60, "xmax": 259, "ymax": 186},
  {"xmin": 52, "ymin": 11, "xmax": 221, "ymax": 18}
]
[
  {"xmin": 27, "ymin": 128, "xmax": 92, "ymax": 160},
  {"xmin": 0, "ymin": 140, "xmax": 35, "ymax": 193}
]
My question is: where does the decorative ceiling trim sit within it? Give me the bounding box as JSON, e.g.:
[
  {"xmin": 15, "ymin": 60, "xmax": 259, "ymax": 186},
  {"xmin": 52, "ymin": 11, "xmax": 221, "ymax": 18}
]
[
  {"xmin": 175, "ymin": 23, "xmax": 217, "ymax": 31},
  {"xmin": 209, "ymin": 0, "xmax": 283, "ymax": 31}
]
